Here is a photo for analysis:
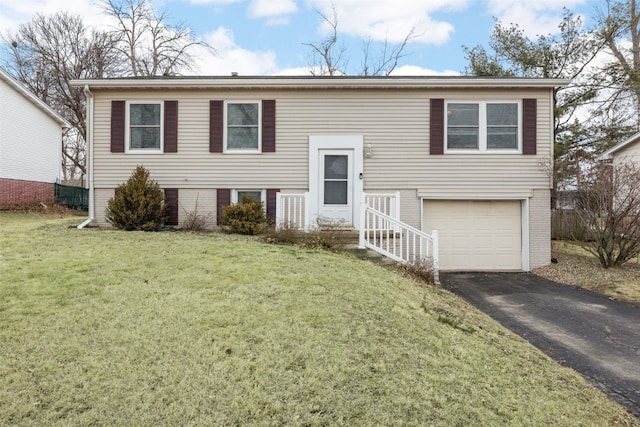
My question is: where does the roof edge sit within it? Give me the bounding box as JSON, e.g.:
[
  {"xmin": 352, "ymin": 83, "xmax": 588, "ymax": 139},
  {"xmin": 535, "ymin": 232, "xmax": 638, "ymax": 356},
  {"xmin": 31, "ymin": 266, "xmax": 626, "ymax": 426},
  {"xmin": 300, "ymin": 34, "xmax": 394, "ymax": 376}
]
[
  {"xmin": 599, "ymin": 131, "xmax": 640, "ymax": 160},
  {"xmin": 70, "ymin": 76, "xmax": 570, "ymax": 90}
]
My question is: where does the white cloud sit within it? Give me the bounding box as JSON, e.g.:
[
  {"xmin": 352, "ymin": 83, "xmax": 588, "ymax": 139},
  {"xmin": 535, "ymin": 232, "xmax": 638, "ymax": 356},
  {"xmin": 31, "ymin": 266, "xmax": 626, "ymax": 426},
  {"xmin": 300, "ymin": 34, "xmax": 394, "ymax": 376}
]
[
  {"xmin": 273, "ymin": 66, "xmax": 313, "ymax": 76},
  {"xmin": 0, "ymin": 0, "xmax": 105, "ymax": 34},
  {"xmin": 272, "ymin": 64, "xmax": 461, "ymax": 77},
  {"xmin": 390, "ymin": 65, "xmax": 460, "ymax": 76},
  {"xmin": 186, "ymin": 0, "xmax": 242, "ymax": 5},
  {"xmin": 487, "ymin": 0, "xmax": 587, "ymax": 37},
  {"xmin": 307, "ymin": 0, "xmax": 470, "ymax": 45},
  {"xmin": 185, "ymin": 0, "xmax": 297, "ymax": 22},
  {"xmin": 248, "ymin": 0, "xmax": 297, "ymax": 18},
  {"xmin": 189, "ymin": 26, "xmax": 279, "ymax": 75}
]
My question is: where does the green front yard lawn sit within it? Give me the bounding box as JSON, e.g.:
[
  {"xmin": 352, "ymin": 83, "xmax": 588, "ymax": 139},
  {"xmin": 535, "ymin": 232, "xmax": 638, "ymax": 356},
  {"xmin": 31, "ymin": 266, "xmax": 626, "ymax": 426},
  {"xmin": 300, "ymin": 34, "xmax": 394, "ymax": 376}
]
[{"xmin": 0, "ymin": 212, "xmax": 636, "ymax": 426}]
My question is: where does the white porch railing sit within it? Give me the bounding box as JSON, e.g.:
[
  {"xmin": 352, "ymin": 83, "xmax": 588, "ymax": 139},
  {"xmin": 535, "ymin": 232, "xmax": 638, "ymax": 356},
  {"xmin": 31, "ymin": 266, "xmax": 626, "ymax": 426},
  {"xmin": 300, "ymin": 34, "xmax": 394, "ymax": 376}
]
[
  {"xmin": 365, "ymin": 192, "xmax": 401, "ymax": 232},
  {"xmin": 365, "ymin": 192, "xmax": 400, "ymax": 221},
  {"xmin": 275, "ymin": 192, "xmax": 400, "ymax": 231},
  {"xmin": 276, "ymin": 192, "xmax": 310, "ymax": 230},
  {"xmin": 359, "ymin": 195, "xmax": 439, "ymax": 282},
  {"xmin": 275, "ymin": 191, "xmax": 439, "ymax": 281}
]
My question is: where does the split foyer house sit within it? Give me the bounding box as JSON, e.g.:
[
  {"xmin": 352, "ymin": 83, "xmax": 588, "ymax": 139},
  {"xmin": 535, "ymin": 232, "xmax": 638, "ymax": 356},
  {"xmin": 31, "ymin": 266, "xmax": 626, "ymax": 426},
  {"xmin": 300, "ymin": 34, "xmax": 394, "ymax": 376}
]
[
  {"xmin": 71, "ymin": 76, "xmax": 567, "ymax": 272},
  {"xmin": 1, "ymin": 67, "xmax": 69, "ymax": 208}
]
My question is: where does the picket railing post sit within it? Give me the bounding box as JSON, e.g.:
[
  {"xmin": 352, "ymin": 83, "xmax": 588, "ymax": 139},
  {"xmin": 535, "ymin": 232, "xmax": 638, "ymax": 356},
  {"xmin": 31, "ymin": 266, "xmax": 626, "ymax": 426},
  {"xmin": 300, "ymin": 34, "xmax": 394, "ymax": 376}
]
[{"xmin": 358, "ymin": 201, "xmax": 439, "ymax": 281}]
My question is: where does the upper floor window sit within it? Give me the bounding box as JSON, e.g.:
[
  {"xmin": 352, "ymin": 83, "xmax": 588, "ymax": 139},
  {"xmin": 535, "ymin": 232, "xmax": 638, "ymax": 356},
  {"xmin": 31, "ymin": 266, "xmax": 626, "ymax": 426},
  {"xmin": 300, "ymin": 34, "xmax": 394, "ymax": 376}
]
[
  {"xmin": 225, "ymin": 101, "xmax": 261, "ymax": 152},
  {"xmin": 446, "ymin": 101, "xmax": 520, "ymax": 153},
  {"xmin": 127, "ymin": 102, "xmax": 163, "ymax": 152}
]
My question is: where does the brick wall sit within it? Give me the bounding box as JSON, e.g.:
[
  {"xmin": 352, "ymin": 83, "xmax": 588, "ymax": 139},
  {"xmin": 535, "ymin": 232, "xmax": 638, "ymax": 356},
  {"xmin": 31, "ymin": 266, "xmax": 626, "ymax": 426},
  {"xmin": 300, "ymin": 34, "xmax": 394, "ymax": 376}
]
[{"xmin": 0, "ymin": 178, "xmax": 55, "ymax": 208}]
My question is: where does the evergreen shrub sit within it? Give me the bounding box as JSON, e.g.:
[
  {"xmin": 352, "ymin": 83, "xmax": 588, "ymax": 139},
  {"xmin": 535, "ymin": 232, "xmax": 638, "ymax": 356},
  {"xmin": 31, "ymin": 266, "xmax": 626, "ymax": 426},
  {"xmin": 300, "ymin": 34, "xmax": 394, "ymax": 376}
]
[
  {"xmin": 105, "ymin": 165, "xmax": 166, "ymax": 231},
  {"xmin": 221, "ymin": 196, "xmax": 266, "ymax": 235}
]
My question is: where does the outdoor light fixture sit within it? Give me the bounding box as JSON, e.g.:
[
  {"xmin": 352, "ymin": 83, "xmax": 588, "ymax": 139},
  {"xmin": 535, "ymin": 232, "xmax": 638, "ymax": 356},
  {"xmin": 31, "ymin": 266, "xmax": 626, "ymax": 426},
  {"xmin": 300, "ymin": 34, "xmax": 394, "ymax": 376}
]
[{"xmin": 365, "ymin": 143, "xmax": 373, "ymax": 158}]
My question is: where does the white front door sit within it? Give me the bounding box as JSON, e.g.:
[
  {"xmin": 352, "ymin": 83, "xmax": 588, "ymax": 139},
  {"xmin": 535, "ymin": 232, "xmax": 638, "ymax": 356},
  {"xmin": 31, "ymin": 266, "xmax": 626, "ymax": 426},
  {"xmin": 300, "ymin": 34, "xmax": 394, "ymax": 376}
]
[
  {"xmin": 319, "ymin": 150, "xmax": 353, "ymax": 225},
  {"xmin": 308, "ymin": 135, "xmax": 363, "ymax": 229}
]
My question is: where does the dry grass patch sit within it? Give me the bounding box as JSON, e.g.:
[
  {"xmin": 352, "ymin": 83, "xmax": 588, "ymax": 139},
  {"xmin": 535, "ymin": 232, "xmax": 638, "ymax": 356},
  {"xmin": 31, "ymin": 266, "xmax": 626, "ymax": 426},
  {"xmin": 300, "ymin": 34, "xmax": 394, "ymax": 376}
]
[
  {"xmin": 1, "ymin": 213, "xmax": 637, "ymax": 426},
  {"xmin": 533, "ymin": 240, "xmax": 640, "ymax": 304}
]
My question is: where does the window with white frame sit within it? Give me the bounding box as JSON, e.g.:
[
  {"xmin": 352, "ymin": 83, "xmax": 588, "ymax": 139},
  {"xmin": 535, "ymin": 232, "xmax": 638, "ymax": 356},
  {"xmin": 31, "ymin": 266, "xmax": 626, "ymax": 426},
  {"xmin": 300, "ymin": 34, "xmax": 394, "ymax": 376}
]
[
  {"xmin": 127, "ymin": 102, "xmax": 163, "ymax": 151},
  {"xmin": 232, "ymin": 189, "xmax": 265, "ymax": 206},
  {"xmin": 225, "ymin": 101, "xmax": 261, "ymax": 151},
  {"xmin": 446, "ymin": 101, "xmax": 520, "ymax": 152}
]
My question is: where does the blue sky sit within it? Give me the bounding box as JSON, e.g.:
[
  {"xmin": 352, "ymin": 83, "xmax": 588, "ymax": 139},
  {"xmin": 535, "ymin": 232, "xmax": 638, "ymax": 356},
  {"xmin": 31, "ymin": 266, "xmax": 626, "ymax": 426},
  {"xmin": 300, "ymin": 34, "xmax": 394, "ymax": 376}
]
[{"xmin": 0, "ymin": 0, "xmax": 603, "ymax": 76}]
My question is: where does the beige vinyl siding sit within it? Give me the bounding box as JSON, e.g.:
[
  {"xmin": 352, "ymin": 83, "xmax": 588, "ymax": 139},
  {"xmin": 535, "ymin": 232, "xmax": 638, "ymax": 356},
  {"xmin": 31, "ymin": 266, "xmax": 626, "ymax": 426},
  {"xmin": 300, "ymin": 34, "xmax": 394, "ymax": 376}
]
[
  {"xmin": 94, "ymin": 188, "xmax": 218, "ymax": 229},
  {"xmin": 94, "ymin": 188, "xmax": 114, "ymax": 226},
  {"xmin": 612, "ymin": 140, "xmax": 640, "ymax": 167},
  {"xmin": 529, "ymin": 189, "xmax": 551, "ymax": 269},
  {"xmin": 91, "ymin": 85, "xmax": 554, "ymax": 261},
  {"xmin": 178, "ymin": 189, "xmax": 217, "ymax": 229},
  {"xmin": 92, "ymin": 88, "xmax": 552, "ymax": 192}
]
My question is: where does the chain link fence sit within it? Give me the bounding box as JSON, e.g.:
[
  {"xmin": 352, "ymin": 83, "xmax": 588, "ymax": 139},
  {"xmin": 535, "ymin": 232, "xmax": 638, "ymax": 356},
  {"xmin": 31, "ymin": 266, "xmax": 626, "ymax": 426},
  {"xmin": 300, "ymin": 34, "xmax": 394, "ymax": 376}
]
[{"xmin": 54, "ymin": 183, "xmax": 88, "ymax": 211}]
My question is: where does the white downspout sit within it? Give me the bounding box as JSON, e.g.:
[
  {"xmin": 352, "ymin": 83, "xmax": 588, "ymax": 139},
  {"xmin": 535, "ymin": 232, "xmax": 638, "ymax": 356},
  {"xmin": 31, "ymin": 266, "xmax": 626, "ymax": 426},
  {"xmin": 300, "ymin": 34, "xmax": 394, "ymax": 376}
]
[{"xmin": 78, "ymin": 84, "xmax": 95, "ymax": 229}]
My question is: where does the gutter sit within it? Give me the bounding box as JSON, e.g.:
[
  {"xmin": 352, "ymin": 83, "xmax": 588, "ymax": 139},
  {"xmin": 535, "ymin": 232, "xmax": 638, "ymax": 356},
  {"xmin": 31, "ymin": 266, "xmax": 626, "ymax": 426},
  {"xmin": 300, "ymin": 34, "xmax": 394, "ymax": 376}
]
[
  {"xmin": 77, "ymin": 84, "xmax": 95, "ymax": 229},
  {"xmin": 69, "ymin": 76, "xmax": 571, "ymax": 91}
]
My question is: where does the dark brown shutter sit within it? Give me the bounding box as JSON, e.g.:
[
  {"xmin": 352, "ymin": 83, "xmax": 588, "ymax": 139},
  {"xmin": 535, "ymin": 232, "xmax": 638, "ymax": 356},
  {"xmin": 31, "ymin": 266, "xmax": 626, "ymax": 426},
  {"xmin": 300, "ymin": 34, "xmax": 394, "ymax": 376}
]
[
  {"xmin": 262, "ymin": 100, "xmax": 276, "ymax": 152},
  {"xmin": 210, "ymin": 100, "xmax": 224, "ymax": 153},
  {"xmin": 266, "ymin": 189, "xmax": 279, "ymax": 221},
  {"xmin": 216, "ymin": 188, "xmax": 231, "ymax": 226},
  {"xmin": 111, "ymin": 101, "xmax": 126, "ymax": 153},
  {"xmin": 430, "ymin": 99, "xmax": 444, "ymax": 155},
  {"xmin": 164, "ymin": 188, "xmax": 179, "ymax": 226},
  {"xmin": 523, "ymin": 99, "xmax": 537, "ymax": 155},
  {"xmin": 164, "ymin": 101, "xmax": 178, "ymax": 153}
]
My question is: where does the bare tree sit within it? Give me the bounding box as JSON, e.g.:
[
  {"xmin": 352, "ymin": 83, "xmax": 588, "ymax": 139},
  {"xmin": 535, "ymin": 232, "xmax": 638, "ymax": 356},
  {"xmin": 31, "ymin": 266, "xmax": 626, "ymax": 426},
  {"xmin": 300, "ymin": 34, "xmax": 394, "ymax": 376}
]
[
  {"xmin": 100, "ymin": 0, "xmax": 212, "ymax": 76},
  {"xmin": 3, "ymin": 12, "xmax": 122, "ymax": 179},
  {"xmin": 361, "ymin": 27, "xmax": 417, "ymax": 76},
  {"xmin": 304, "ymin": 5, "xmax": 347, "ymax": 76},
  {"xmin": 578, "ymin": 160, "xmax": 640, "ymax": 268},
  {"xmin": 2, "ymin": 2, "xmax": 212, "ymax": 179},
  {"xmin": 304, "ymin": 3, "xmax": 418, "ymax": 76},
  {"xmin": 594, "ymin": 0, "xmax": 640, "ymax": 130}
]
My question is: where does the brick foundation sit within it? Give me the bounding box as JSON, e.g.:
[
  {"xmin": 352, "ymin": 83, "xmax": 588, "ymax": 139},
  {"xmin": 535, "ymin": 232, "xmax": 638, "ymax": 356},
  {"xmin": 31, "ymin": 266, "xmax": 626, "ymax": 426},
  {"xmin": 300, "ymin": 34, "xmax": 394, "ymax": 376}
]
[{"xmin": 0, "ymin": 178, "xmax": 55, "ymax": 208}]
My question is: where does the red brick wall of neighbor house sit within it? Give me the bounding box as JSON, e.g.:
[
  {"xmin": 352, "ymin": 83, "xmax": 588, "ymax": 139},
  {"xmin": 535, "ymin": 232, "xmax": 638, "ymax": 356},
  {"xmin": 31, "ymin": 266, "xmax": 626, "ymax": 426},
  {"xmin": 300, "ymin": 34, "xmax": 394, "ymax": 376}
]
[{"xmin": 0, "ymin": 178, "xmax": 54, "ymax": 208}]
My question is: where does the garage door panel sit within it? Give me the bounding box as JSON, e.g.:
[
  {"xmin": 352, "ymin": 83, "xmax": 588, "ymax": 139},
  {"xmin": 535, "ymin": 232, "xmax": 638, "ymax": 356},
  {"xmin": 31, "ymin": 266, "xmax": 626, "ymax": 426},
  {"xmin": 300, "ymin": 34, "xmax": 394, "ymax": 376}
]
[{"xmin": 423, "ymin": 200, "xmax": 522, "ymax": 271}]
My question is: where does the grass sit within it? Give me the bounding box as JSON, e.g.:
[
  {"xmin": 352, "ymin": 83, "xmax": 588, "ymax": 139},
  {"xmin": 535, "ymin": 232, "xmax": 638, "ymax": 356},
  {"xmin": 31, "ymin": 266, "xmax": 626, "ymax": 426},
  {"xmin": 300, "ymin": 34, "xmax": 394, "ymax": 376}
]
[
  {"xmin": 533, "ymin": 240, "xmax": 640, "ymax": 305},
  {"xmin": 1, "ymin": 212, "xmax": 637, "ymax": 426}
]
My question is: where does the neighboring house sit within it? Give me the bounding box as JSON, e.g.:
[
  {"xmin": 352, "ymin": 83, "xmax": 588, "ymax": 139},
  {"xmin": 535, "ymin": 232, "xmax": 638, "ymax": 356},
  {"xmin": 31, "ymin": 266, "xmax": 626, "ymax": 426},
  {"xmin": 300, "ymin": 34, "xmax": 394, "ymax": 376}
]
[
  {"xmin": 71, "ymin": 76, "xmax": 567, "ymax": 272},
  {"xmin": 598, "ymin": 132, "xmax": 640, "ymax": 235},
  {"xmin": 0, "ymin": 68, "xmax": 69, "ymax": 208},
  {"xmin": 599, "ymin": 132, "xmax": 640, "ymax": 167}
]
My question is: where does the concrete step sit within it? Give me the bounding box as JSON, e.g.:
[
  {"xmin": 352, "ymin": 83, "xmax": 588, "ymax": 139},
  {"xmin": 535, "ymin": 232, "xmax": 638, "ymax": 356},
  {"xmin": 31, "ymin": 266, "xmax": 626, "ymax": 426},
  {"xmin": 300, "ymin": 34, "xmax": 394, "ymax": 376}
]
[
  {"xmin": 344, "ymin": 245, "xmax": 399, "ymax": 266},
  {"xmin": 320, "ymin": 229, "xmax": 360, "ymax": 245}
]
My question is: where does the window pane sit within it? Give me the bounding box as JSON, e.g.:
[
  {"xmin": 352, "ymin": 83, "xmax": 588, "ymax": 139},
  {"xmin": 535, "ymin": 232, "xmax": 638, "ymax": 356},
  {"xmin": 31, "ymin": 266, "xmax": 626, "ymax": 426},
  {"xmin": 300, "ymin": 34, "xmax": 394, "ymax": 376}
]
[
  {"xmin": 488, "ymin": 127, "xmax": 518, "ymax": 149},
  {"xmin": 487, "ymin": 104, "xmax": 517, "ymax": 126},
  {"xmin": 228, "ymin": 127, "xmax": 259, "ymax": 149},
  {"xmin": 228, "ymin": 103, "xmax": 258, "ymax": 126},
  {"xmin": 324, "ymin": 181, "xmax": 348, "ymax": 204},
  {"xmin": 324, "ymin": 155, "xmax": 348, "ymax": 179},
  {"xmin": 448, "ymin": 104, "xmax": 479, "ymax": 126},
  {"xmin": 237, "ymin": 191, "xmax": 262, "ymax": 203},
  {"xmin": 130, "ymin": 127, "xmax": 161, "ymax": 149},
  {"xmin": 130, "ymin": 104, "xmax": 160, "ymax": 126},
  {"xmin": 447, "ymin": 128, "xmax": 479, "ymax": 149}
]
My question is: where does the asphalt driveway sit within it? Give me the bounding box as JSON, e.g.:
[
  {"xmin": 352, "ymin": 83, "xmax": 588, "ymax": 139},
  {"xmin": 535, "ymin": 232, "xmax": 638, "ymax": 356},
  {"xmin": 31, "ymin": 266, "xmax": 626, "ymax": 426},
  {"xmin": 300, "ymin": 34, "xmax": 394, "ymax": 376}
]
[{"xmin": 441, "ymin": 272, "xmax": 640, "ymax": 418}]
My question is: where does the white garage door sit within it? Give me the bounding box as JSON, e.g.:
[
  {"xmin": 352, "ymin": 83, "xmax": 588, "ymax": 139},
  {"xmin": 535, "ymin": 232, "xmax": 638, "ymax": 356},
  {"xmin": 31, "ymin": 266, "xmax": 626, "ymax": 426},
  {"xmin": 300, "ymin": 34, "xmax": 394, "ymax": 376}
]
[{"xmin": 423, "ymin": 200, "xmax": 522, "ymax": 271}]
